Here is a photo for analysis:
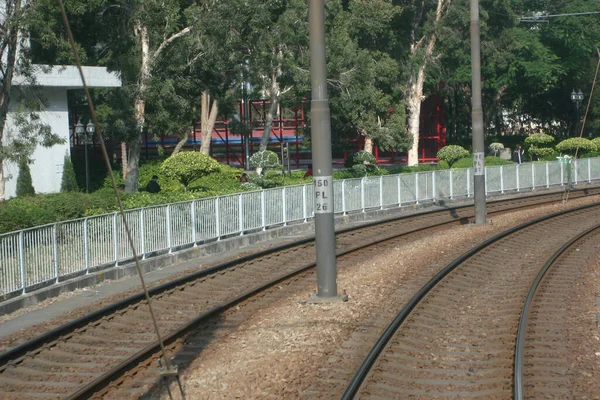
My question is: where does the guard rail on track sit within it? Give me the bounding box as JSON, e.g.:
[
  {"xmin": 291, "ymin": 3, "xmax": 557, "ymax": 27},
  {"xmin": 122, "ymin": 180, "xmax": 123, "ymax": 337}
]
[{"xmin": 1, "ymin": 157, "xmax": 598, "ymax": 300}]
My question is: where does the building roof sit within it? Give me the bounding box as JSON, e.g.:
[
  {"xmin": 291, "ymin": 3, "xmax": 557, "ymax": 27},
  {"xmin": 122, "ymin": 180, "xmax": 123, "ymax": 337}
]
[{"xmin": 13, "ymin": 65, "xmax": 121, "ymax": 89}]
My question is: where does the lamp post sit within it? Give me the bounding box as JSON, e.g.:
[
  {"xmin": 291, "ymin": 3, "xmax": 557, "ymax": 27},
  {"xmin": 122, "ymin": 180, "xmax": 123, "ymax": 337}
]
[
  {"xmin": 571, "ymin": 89, "xmax": 584, "ymax": 135},
  {"xmin": 75, "ymin": 119, "xmax": 94, "ymax": 193}
]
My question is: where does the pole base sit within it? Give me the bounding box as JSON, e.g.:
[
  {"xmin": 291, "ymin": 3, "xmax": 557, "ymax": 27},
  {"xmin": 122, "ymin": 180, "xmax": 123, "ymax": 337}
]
[{"xmin": 306, "ymin": 290, "xmax": 349, "ymax": 304}]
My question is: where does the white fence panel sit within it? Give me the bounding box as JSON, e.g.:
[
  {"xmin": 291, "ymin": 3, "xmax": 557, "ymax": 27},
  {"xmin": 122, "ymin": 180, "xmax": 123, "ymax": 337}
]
[
  {"xmin": 0, "ymin": 233, "xmax": 21, "ymax": 295},
  {"xmin": 56, "ymin": 220, "xmax": 86, "ymax": 276}
]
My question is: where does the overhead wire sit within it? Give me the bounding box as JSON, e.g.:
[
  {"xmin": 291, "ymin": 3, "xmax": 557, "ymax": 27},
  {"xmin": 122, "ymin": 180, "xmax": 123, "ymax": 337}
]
[{"xmin": 54, "ymin": 0, "xmax": 184, "ymax": 398}]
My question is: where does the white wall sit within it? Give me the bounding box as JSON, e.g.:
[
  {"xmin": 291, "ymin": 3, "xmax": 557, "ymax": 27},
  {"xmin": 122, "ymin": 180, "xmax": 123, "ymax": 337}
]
[{"xmin": 3, "ymin": 87, "xmax": 70, "ymax": 198}]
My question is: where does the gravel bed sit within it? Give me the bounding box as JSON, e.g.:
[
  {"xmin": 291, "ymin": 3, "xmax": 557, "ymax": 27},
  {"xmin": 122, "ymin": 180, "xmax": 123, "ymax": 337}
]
[{"xmin": 147, "ymin": 196, "xmax": 600, "ymax": 399}]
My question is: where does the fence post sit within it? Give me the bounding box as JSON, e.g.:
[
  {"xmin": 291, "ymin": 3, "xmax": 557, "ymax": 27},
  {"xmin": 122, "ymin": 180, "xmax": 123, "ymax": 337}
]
[
  {"xmin": 379, "ymin": 176, "xmax": 383, "ymax": 209},
  {"xmin": 450, "ymin": 169, "xmax": 454, "ymax": 200},
  {"xmin": 261, "ymin": 191, "xmax": 266, "ymax": 230},
  {"xmin": 361, "ymin": 177, "xmax": 365, "ymax": 212},
  {"xmin": 239, "ymin": 193, "xmax": 244, "ymax": 234},
  {"xmin": 531, "ymin": 163, "xmax": 535, "ymax": 190},
  {"xmin": 588, "ymin": 158, "xmax": 592, "ymax": 183},
  {"xmin": 415, "ymin": 173, "xmax": 420, "ymax": 204},
  {"xmin": 113, "ymin": 213, "xmax": 118, "ymax": 266},
  {"xmin": 546, "ymin": 162, "xmax": 550, "ymax": 188},
  {"xmin": 303, "ymin": 185, "xmax": 308, "ymax": 222},
  {"xmin": 574, "ymin": 160, "xmax": 578, "ymax": 184},
  {"xmin": 516, "ymin": 165, "xmax": 520, "ymax": 192},
  {"xmin": 500, "ymin": 166, "xmax": 504, "ymax": 194},
  {"xmin": 215, "ymin": 197, "xmax": 221, "ymax": 239},
  {"xmin": 342, "ymin": 180, "xmax": 346, "ymax": 215},
  {"xmin": 432, "ymin": 172, "xmax": 436, "ymax": 202},
  {"xmin": 282, "ymin": 187, "xmax": 287, "ymax": 225},
  {"xmin": 19, "ymin": 231, "xmax": 25, "ymax": 294},
  {"xmin": 166, "ymin": 205, "xmax": 172, "ymax": 253},
  {"xmin": 560, "ymin": 161, "xmax": 564, "ymax": 185},
  {"xmin": 53, "ymin": 225, "xmax": 59, "ymax": 283},
  {"xmin": 191, "ymin": 201, "xmax": 197, "ymax": 245},
  {"xmin": 140, "ymin": 209, "xmax": 145, "ymax": 258},
  {"xmin": 83, "ymin": 218, "xmax": 89, "ymax": 273},
  {"xmin": 467, "ymin": 169, "xmax": 471, "ymax": 197},
  {"xmin": 397, "ymin": 174, "xmax": 401, "ymax": 205}
]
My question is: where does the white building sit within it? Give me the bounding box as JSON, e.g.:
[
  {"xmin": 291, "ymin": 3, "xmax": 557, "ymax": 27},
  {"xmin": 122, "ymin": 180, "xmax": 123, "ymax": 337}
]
[{"xmin": 3, "ymin": 65, "xmax": 121, "ymax": 199}]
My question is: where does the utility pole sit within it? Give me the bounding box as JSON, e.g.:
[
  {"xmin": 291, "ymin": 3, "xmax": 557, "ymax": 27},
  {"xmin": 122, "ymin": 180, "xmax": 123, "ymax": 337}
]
[
  {"xmin": 470, "ymin": 0, "xmax": 486, "ymax": 225},
  {"xmin": 307, "ymin": 0, "xmax": 346, "ymax": 302}
]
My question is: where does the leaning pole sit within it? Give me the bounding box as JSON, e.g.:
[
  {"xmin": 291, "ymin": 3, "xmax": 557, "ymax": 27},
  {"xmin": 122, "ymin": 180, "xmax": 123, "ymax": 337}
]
[
  {"xmin": 307, "ymin": 0, "xmax": 345, "ymax": 302},
  {"xmin": 470, "ymin": 0, "xmax": 487, "ymax": 224}
]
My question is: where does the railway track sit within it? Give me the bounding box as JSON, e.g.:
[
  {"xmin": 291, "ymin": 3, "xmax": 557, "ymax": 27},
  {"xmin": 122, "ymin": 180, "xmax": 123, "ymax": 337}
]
[
  {"xmin": 0, "ymin": 188, "xmax": 598, "ymax": 399},
  {"xmin": 341, "ymin": 201, "xmax": 600, "ymax": 399}
]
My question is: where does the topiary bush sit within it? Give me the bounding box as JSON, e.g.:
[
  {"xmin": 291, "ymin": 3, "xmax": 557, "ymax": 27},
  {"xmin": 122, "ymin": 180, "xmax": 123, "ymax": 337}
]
[
  {"xmin": 160, "ymin": 151, "xmax": 221, "ymax": 190},
  {"xmin": 60, "ymin": 153, "xmax": 79, "ymax": 192},
  {"xmin": 525, "ymin": 133, "xmax": 555, "ymax": 161},
  {"xmin": 488, "ymin": 142, "xmax": 504, "ymax": 156},
  {"xmin": 249, "ymin": 150, "xmax": 280, "ymax": 174},
  {"xmin": 436, "ymin": 145, "xmax": 469, "ymax": 166},
  {"xmin": 344, "ymin": 151, "xmax": 377, "ymax": 168},
  {"xmin": 555, "ymin": 137, "xmax": 597, "ymax": 156},
  {"xmin": 16, "ymin": 159, "xmax": 35, "ymax": 197}
]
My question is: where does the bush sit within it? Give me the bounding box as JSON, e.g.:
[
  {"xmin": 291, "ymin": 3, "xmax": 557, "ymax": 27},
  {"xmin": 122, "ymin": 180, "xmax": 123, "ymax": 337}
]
[
  {"xmin": 436, "ymin": 145, "xmax": 469, "ymax": 166},
  {"xmin": 160, "ymin": 152, "xmax": 221, "ymax": 190},
  {"xmin": 525, "ymin": 132, "xmax": 555, "ymax": 147},
  {"xmin": 249, "ymin": 150, "xmax": 280, "ymax": 173},
  {"xmin": 344, "ymin": 151, "xmax": 377, "ymax": 168},
  {"xmin": 60, "ymin": 153, "xmax": 79, "ymax": 192},
  {"xmin": 555, "ymin": 137, "xmax": 597, "ymax": 156},
  {"xmin": 450, "ymin": 156, "xmax": 512, "ymax": 169},
  {"xmin": 488, "ymin": 142, "xmax": 504, "ymax": 156},
  {"xmin": 16, "ymin": 160, "xmax": 35, "ymax": 197},
  {"xmin": 528, "ymin": 147, "xmax": 555, "ymax": 160}
]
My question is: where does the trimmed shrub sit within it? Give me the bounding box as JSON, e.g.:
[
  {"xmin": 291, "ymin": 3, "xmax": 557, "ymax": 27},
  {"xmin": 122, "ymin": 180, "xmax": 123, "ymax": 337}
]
[
  {"xmin": 249, "ymin": 150, "xmax": 280, "ymax": 174},
  {"xmin": 488, "ymin": 142, "xmax": 504, "ymax": 156},
  {"xmin": 528, "ymin": 147, "xmax": 555, "ymax": 160},
  {"xmin": 60, "ymin": 153, "xmax": 79, "ymax": 192},
  {"xmin": 451, "ymin": 156, "xmax": 512, "ymax": 169},
  {"xmin": 160, "ymin": 152, "xmax": 221, "ymax": 190},
  {"xmin": 16, "ymin": 160, "xmax": 35, "ymax": 197},
  {"xmin": 436, "ymin": 145, "xmax": 469, "ymax": 166},
  {"xmin": 344, "ymin": 151, "xmax": 377, "ymax": 168},
  {"xmin": 555, "ymin": 137, "xmax": 597, "ymax": 156},
  {"xmin": 525, "ymin": 133, "xmax": 555, "ymax": 161}
]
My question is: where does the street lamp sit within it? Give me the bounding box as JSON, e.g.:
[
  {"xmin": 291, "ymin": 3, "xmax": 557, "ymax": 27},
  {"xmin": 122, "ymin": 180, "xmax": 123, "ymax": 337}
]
[
  {"xmin": 75, "ymin": 119, "xmax": 94, "ymax": 193},
  {"xmin": 571, "ymin": 89, "xmax": 584, "ymax": 135}
]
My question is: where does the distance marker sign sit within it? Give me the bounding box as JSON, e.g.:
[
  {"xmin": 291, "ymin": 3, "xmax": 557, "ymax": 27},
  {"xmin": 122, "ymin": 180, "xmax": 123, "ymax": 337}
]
[{"xmin": 313, "ymin": 176, "xmax": 333, "ymax": 213}]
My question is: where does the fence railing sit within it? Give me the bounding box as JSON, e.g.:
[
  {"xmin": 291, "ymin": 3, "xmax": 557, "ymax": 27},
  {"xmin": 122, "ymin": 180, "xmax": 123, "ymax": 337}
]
[{"xmin": 1, "ymin": 158, "xmax": 597, "ymax": 300}]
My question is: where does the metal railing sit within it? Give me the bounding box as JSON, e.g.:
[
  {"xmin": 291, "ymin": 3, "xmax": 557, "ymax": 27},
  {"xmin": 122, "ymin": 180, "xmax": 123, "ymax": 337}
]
[{"xmin": 1, "ymin": 158, "xmax": 597, "ymax": 300}]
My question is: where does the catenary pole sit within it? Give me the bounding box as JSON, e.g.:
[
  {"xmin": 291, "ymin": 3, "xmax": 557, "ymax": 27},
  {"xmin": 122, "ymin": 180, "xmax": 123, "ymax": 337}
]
[
  {"xmin": 470, "ymin": 0, "xmax": 487, "ymax": 224},
  {"xmin": 308, "ymin": 0, "xmax": 341, "ymax": 300}
]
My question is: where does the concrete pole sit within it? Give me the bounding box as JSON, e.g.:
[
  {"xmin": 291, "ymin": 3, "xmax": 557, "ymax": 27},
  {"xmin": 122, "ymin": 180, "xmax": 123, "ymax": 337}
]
[
  {"xmin": 308, "ymin": 0, "xmax": 342, "ymax": 301},
  {"xmin": 470, "ymin": 0, "xmax": 487, "ymax": 224}
]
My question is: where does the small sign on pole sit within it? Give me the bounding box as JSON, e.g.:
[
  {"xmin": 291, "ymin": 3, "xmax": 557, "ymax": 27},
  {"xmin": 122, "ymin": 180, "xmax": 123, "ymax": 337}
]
[{"xmin": 313, "ymin": 176, "xmax": 332, "ymax": 213}]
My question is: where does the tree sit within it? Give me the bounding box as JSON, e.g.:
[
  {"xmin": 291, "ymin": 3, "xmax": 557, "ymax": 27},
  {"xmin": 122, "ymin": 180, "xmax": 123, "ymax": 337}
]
[
  {"xmin": 0, "ymin": 0, "xmax": 64, "ymax": 200},
  {"xmin": 16, "ymin": 159, "xmax": 34, "ymax": 196},
  {"xmin": 60, "ymin": 152, "xmax": 78, "ymax": 192},
  {"xmin": 437, "ymin": 145, "xmax": 469, "ymax": 166},
  {"xmin": 160, "ymin": 152, "xmax": 220, "ymax": 190}
]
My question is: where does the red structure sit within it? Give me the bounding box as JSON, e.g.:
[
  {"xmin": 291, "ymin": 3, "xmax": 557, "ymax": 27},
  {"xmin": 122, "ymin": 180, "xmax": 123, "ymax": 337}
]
[{"xmin": 348, "ymin": 96, "xmax": 447, "ymax": 164}]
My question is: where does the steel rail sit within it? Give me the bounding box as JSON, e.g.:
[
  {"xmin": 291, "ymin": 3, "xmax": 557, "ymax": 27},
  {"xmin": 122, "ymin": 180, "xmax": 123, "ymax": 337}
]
[
  {"xmin": 513, "ymin": 222, "xmax": 600, "ymax": 399},
  {"xmin": 340, "ymin": 201, "xmax": 600, "ymax": 399}
]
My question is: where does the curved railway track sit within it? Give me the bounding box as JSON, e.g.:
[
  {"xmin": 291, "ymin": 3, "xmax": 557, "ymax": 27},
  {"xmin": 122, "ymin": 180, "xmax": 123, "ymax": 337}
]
[
  {"xmin": 0, "ymin": 188, "xmax": 599, "ymax": 399},
  {"xmin": 342, "ymin": 201, "xmax": 600, "ymax": 399}
]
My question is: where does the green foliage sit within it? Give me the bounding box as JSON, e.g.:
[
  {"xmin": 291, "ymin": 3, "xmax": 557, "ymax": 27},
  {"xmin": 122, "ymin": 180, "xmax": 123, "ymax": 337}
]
[
  {"xmin": 16, "ymin": 160, "xmax": 35, "ymax": 197},
  {"xmin": 436, "ymin": 145, "xmax": 469, "ymax": 166},
  {"xmin": 555, "ymin": 138, "xmax": 597, "ymax": 155},
  {"xmin": 525, "ymin": 133, "xmax": 555, "ymax": 147},
  {"xmin": 450, "ymin": 156, "xmax": 512, "ymax": 169},
  {"xmin": 249, "ymin": 150, "xmax": 280, "ymax": 172},
  {"xmin": 488, "ymin": 142, "xmax": 504, "ymax": 156},
  {"xmin": 591, "ymin": 138, "xmax": 600, "ymax": 150},
  {"xmin": 436, "ymin": 160, "xmax": 450, "ymax": 170},
  {"xmin": 60, "ymin": 153, "xmax": 79, "ymax": 192},
  {"xmin": 528, "ymin": 147, "xmax": 555, "ymax": 160},
  {"xmin": 387, "ymin": 164, "xmax": 438, "ymax": 174},
  {"xmin": 160, "ymin": 152, "xmax": 221, "ymax": 189},
  {"xmin": 344, "ymin": 151, "xmax": 377, "ymax": 168}
]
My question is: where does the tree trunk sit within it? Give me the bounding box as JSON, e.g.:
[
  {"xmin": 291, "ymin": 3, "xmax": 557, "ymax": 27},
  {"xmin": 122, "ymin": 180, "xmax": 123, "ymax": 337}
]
[
  {"xmin": 406, "ymin": 0, "xmax": 449, "ymax": 167},
  {"xmin": 172, "ymin": 131, "xmax": 189, "ymax": 156},
  {"xmin": 0, "ymin": 0, "xmax": 22, "ymax": 199},
  {"xmin": 363, "ymin": 135, "xmax": 374, "ymax": 154},
  {"xmin": 121, "ymin": 142, "xmax": 127, "ymax": 180},
  {"xmin": 484, "ymin": 84, "xmax": 507, "ymax": 130},
  {"xmin": 200, "ymin": 91, "xmax": 218, "ymax": 155},
  {"xmin": 259, "ymin": 96, "xmax": 279, "ymax": 151},
  {"xmin": 125, "ymin": 139, "xmax": 140, "ymax": 191}
]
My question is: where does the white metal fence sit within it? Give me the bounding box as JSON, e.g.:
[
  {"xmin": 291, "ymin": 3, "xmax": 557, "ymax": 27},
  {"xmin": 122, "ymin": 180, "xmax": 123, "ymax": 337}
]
[{"xmin": 1, "ymin": 158, "xmax": 597, "ymax": 299}]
